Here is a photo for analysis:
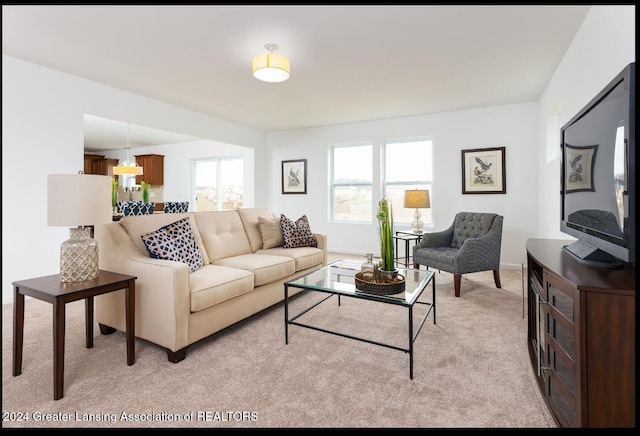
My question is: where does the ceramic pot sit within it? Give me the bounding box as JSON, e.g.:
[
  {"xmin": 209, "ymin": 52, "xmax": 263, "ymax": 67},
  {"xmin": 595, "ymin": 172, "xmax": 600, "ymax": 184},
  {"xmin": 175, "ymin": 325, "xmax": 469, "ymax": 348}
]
[{"xmin": 377, "ymin": 267, "xmax": 399, "ymax": 283}]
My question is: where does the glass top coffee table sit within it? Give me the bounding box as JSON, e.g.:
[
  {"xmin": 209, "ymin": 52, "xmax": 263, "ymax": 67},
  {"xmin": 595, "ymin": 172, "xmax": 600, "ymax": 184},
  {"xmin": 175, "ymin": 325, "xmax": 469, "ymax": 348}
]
[{"xmin": 284, "ymin": 261, "xmax": 435, "ymax": 379}]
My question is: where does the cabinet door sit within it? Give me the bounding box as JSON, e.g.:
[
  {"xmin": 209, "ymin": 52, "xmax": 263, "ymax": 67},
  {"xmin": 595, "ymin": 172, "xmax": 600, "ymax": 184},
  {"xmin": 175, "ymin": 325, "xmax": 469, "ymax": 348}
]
[
  {"xmin": 541, "ymin": 272, "xmax": 578, "ymax": 427},
  {"xmin": 84, "ymin": 154, "xmax": 105, "ymax": 174},
  {"xmin": 135, "ymin": 154, "xmax": 164, "ymax": 185},
  {"xmin": 93, "ymin": 158, "xmax": 119, "ymax": 177}
]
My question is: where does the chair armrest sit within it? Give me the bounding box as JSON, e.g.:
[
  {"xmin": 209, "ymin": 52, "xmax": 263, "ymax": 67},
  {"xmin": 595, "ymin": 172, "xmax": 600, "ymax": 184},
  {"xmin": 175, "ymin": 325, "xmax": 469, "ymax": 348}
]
[{"xmin": 456, "ymin": 216, "xmax": 503, "ymax": 269}]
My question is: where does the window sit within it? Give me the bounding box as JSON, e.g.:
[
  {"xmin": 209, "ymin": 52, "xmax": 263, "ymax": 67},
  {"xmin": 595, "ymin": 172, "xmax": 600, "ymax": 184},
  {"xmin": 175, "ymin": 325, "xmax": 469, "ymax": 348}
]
[
  {"xmin": 383, "ymin": 139, "xmax": 433, "ymax": 226},
  {"xmin": 331, "ymin": 144, "xmax": 373, "ymax": 222},
  {"xmin": 193, "ymin": 157, "xmax": 243, "ymax": 211},
  {"xmin": 330, "ymin": 139, "xmax": 433, "ymax": 225}
]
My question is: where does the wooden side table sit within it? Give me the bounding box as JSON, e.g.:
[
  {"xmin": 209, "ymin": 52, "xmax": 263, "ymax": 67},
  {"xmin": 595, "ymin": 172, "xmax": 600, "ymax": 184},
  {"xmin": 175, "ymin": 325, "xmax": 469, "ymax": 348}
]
[{"xmin": 12, "ymin": 270, "xmax": 136, "ymax": 400}]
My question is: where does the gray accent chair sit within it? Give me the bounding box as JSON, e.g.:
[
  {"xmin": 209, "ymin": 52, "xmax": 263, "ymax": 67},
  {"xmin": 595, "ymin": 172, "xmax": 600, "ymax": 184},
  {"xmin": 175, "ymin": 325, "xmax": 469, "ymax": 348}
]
[{"xmin": 413, "ymin": 212, "xmax": 503, "ymax": 297}]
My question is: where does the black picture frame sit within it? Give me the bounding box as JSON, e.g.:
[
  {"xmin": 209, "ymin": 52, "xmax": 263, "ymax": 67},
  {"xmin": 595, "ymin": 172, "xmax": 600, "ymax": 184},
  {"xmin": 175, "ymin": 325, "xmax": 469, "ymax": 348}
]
[
  {"xmin": 282, "ymin": 159, "xmax": 307, "ymax": 194},
  {"xmin": 461, "ymin": 147, "xmax": 506, "ymax": 194},
  {"xmin": 564, "ymin": 144, "xmax": 598, "ymax": 193}
]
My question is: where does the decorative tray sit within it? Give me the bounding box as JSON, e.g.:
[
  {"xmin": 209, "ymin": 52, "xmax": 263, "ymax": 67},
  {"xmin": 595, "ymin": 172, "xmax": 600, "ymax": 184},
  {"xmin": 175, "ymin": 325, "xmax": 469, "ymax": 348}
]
[{"xmin": 354, "ymin": 272, "xmax": 406, "ymax": 295}]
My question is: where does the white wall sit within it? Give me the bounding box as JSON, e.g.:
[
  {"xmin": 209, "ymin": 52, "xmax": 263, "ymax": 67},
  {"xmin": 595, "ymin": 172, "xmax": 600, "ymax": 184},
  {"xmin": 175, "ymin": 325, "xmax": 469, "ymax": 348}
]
[
  {"xmin": 266, "ymin": 103, "xmax": 539, "ymax": 269},
  {"xmin": 2, "ymin": 5, "xmax": 634, "ymax": 305},
  {"xmin": 537, "ymin": 5, "xmax": 635, "ymax": 240},
  {"xmin": 2, "ymin": 56, "xmax": 266, "ymax": 305}
]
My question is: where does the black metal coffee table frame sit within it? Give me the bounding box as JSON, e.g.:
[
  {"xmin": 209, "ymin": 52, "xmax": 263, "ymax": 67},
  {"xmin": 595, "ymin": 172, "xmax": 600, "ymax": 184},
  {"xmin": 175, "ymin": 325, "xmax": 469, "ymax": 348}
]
[{"xmin": 284, "ymin": 264, "xmax": 435, "ymax": 379}]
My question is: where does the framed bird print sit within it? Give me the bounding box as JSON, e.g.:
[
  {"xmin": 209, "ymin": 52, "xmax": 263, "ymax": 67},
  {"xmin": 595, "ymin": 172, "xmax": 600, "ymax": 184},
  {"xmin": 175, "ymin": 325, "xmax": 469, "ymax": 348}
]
[
  {"xmin": 282, "ymin": 159, "xmax": 307, "ymax": 194},
  {"xmin": 461, "ymin": 147, "xmax": 506, "ymax": 194},
  {"xmin": 564, "ymin": 144, "xmax": 598, "ymax": 193}
]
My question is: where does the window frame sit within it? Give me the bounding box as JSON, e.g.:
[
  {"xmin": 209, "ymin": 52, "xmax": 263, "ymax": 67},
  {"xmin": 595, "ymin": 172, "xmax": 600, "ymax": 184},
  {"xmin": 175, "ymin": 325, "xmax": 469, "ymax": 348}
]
[{"xmin": 330, "ymin": 143, "xmax": 373, "ymax": 223}]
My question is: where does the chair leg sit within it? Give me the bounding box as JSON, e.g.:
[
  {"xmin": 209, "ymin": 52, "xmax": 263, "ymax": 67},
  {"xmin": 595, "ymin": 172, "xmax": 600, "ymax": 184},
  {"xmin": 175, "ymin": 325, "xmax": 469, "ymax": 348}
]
[
  {"xmin": 454, "ymin": 274, "xmax": 461, "ymax": 297},
  {"xmin": 493, "ymin": 269, "xmax": 502, "ymax": 288}
]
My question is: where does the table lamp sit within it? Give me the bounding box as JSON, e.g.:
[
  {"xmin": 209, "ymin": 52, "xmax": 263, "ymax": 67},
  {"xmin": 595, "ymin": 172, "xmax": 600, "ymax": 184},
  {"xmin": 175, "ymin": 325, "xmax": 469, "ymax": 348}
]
[
  {"xmin": 404, "ymin": 189, "xmax": 430, "ymax": 233},
  {"xmin": 47, "ymin": 173, "xmax": 112, "ymax": 282}
]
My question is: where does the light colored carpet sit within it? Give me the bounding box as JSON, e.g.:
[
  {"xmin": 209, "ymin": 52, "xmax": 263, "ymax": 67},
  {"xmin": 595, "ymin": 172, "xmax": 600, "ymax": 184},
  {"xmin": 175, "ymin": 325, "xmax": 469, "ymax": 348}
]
[{"xmin": 2, "ymin": 255, "xmax": 556, "ymax": 428}]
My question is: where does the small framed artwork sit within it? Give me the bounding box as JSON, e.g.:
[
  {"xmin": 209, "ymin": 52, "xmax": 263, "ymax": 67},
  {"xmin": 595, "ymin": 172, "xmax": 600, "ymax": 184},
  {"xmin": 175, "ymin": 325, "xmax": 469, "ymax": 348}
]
[
  {"xmin": 565, "ymin": 144, "xmax": 598, "ymax": 193},
  {"xmin": 282, "ymin": 159, "xmax": 307, "ymax": 194},
  {"xmin": 461, "ymin": 147, "xmax": 506, "ymax": 194}
]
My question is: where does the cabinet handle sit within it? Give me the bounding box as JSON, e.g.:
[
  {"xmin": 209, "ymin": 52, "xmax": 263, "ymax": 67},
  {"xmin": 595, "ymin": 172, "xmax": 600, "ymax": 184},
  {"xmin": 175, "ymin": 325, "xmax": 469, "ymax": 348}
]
[{"xmin": 535, "ymin": 292, "xmax": 541, "ymax": 377}]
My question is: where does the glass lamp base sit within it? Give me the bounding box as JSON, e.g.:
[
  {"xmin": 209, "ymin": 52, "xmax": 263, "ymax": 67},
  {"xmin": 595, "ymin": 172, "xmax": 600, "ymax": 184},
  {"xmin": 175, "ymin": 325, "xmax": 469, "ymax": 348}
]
[
  {"xmin": 411, "ymin": 208, "xmax": 424, "ymax": 233},
  {"xmin": 60, "ymin": 227, "xmax": 99, "ymax": 283}
]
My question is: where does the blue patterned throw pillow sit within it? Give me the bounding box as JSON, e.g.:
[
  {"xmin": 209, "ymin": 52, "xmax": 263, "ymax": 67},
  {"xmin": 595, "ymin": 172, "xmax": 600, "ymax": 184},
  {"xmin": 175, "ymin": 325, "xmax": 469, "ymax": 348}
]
[
  {"xmin": 163, "ymin": 202, "xmax": 189, "ymax": 213},
  {"xmin": 140, "ymin": 218, "xmax": 204, "ymax": 272},
  {"xmin": 280, "ymin": 214, "xmax": 318, "ymax": 248},
  {"xmin": 121, "ymin": 201, "xmax": 155, "ymax": 216}
]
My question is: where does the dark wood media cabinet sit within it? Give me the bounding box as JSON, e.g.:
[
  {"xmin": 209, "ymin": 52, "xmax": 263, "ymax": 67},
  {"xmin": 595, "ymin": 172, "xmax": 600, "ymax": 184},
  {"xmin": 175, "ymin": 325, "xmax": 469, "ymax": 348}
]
[{"xmin": 526, "ymin": 239, "xmax": 635, "ymax": 428}]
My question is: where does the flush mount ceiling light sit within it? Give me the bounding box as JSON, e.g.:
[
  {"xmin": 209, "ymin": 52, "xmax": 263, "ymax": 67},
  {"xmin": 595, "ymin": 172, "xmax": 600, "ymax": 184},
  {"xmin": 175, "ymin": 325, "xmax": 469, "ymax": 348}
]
[
  {"xmin": 113, "ymin": 124, "xmax": 143, "ymax": 176},
  {"xmin": 252, "ymin": 43, "xmax": 290, "ymax": 83}
]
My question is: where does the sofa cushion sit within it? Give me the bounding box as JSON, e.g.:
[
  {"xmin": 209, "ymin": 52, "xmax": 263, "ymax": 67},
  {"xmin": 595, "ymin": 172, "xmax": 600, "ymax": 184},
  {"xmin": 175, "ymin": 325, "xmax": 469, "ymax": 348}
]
[
  {"xmin": 281, "ymin": 214, "xmax": 318, "ymax": 248},
  {"xmin": 258, "ymin": 246, "xmax": 324, "ymax": 271},
  {"xmin": 214, "ymin": 254, "xmax": 295, "ymax": 286},
  {"xmin": 140, "ymin": 218, "xmax": 204, "ymax": 272},
  {"xmin": 259, "ymin": 216, "xmax": 284, "ymax": 249},
  {"xmin": 119, "ymin": 212, "xmax": 210, "ymax": 265},
  {"xmin": 189, "ymin": 264, "xmax": 255, "ymax": 312},
  {"xmin": 237, "ymin": 208, "xmax": 278, "ymax": 252},
  {"xmin": 194, "ymin": 211, "xmax": 253, "ymax": 262}
]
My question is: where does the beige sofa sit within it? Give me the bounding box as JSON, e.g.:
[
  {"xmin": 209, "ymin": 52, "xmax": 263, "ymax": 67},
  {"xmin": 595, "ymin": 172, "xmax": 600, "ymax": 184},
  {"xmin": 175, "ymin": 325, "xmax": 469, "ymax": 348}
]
[{"xmin": 94, "ymin": 208, "xmax": 326, "ymax": 362}]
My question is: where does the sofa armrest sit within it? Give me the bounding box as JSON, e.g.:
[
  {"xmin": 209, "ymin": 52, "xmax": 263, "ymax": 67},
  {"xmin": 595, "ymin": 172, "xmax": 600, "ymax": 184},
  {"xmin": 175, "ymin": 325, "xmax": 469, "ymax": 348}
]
[
  {"xmin": 94, "ymin": 222, "xmax": 192, "ymax": 352},
  {"xmin": 313, "ymin": 233, "xmax": 327, "ymax": 263}
]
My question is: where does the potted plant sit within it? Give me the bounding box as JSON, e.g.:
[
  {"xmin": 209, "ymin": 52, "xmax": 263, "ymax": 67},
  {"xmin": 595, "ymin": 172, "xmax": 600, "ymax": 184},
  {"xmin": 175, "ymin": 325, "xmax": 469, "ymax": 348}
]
[
  {"xmin": 141, "ymin": 181, "xmax": 151, "ymax": 203},
  {"xmin": 376, "ymin": 196, "xmax": 399, "ymax": 282},
  {"xmin": 111, "ymin": 177, "xmax": 119, "ymax": 213}
]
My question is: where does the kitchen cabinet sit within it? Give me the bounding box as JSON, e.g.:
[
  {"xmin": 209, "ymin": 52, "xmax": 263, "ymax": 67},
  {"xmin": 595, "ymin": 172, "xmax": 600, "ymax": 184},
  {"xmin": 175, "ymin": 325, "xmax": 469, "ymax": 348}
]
[
  {"xmin": 135, "ymin": 154, "xmax": 164, "ymax": 185},
  {"xmin": 92, "ymin": 158, "xmax": 118, "ymax": 177},
  {"xmin": 84, "ymin": 154, "xmax": 104, "ymax": 174},
  {"xmin": 84, "ymin": 154, "xmax": 118, "ymax": 177}
]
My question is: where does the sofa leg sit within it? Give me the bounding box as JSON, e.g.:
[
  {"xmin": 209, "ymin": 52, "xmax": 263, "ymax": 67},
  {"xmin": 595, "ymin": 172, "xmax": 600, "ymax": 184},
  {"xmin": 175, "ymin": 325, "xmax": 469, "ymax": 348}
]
[
  {"xmin": 493, "ymin": 269, "xmax": 502, "ymax": 288},
  {"xmin": 99, "ymin": 323, "xmax": 116, "ymax": 335},
  {"xmin": 167, "ymin": 348, "xmax": 187, "ymax": 363},
  {"xmin": 454, "ymin": 274, "xmax": 461, "ymax": 297}
]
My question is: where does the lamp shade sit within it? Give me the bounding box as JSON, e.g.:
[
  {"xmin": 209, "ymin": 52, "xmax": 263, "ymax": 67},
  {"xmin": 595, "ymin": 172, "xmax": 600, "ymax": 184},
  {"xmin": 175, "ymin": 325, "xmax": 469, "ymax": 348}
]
[
  {"xmin": 404, "ymin": 190, "xmax": 431, "ymax": 209},
  {"xmin": 113, "ymin": 164, "xmax": 144, "ymax": 176},
  {"xmin": 47, "ymin": 174, "xmax": 112, "ymax": 226},
  {"xmin": 252, "ymin": 53, "xmax": 290, "ymax": 83}
]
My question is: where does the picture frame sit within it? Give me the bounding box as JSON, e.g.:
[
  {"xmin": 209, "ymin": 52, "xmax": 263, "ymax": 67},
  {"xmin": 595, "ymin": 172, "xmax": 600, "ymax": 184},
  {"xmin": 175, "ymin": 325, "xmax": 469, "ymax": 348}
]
[
  {"xmin": 461, "ymin": 147, "xmax": 506, "ymax": 194},
  {"xmin": 564, "ymin": 144, "xmax": 598, "ymax": 193},
  {"xmin": 282, "ymin": 159, "xmax": 307, "ymax": 194}
]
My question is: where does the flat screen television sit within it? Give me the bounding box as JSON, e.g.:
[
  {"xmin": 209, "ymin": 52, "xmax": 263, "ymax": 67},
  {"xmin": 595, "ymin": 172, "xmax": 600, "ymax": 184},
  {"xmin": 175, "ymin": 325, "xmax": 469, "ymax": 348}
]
[{"xmin": 560, "ymin": 62, "xmax": 635, "ymax": 268}]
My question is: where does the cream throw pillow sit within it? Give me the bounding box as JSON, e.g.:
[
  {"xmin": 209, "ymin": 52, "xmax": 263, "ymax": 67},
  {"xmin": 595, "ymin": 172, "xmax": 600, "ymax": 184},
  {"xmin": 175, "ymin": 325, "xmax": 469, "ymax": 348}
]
[{"xmin": 259, "ymin": 216, "xmax": 284, "ymax": 249}]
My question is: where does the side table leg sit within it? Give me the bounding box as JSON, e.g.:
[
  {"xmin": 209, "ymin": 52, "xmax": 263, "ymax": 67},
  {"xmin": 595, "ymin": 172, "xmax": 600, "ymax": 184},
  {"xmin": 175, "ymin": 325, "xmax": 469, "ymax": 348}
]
[
  {"xmin": 125, "ymin": 280, "xmax": 135, "ymax": 366},
  {"xmin": 53, "ymin": 299, "xmax": 65, "ymax": 400},
  {"xmin": 85, "ymin": 296, "xmax": 94, "ymax": 348},
  {"xmin": 405, "ymin": 239, "xmax": 410, "ymax": 267},
  {"xmin": 12, "ymin": 287, "xmax": 25, "ymax": 376}
]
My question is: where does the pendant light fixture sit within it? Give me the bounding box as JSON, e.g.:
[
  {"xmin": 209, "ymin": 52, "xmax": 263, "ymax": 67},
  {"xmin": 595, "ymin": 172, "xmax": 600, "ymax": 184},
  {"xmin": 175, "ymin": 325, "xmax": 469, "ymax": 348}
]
[
  {"xmin": 252, "ymin": 43, "xmax": 290, "ymax": 83},
  {"xmin": 113, "ymin": 124, "xmax": 143, "ymax": 176}
]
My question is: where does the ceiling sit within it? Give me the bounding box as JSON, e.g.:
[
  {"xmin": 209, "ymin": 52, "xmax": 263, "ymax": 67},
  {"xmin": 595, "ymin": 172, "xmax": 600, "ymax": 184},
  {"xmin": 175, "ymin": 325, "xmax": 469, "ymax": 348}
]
[{"xmin": 3, "ymin": 5, "xmax": 591, "ymax": 151}]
